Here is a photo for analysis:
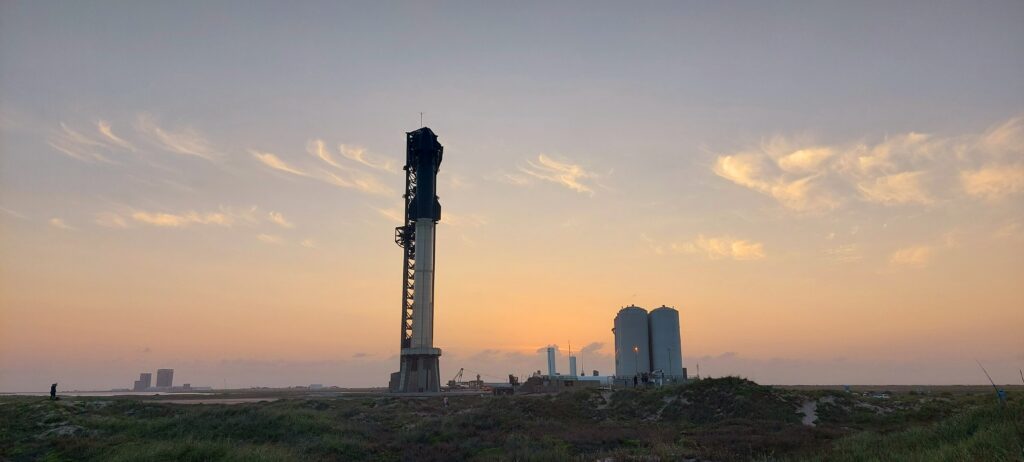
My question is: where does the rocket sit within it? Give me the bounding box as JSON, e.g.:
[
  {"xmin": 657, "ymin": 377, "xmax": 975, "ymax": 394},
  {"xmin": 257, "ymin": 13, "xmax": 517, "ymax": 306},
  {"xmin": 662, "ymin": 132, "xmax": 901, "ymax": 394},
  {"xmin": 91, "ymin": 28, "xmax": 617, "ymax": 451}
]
[{"xmin": 389, "ymin": 127, "xmax": 443, "ymax": 393}]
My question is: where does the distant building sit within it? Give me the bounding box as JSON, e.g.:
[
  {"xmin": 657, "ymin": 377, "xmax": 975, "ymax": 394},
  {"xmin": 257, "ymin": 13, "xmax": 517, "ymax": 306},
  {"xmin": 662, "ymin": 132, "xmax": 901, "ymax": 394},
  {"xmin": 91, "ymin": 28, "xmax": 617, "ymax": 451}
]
[
  {"xmin": 133, "ymin": 372, "xmax": 152, "ymax": 391},
  {"xmin": 156, "ymin": 369, "xmax": 174, "ymax": 388},
  {"xmin": 518, "ymin": 375, "xmax": 603, "ymax": 394},
  {"xmin": 613, "ymin": 305, "xmax": 686, "ymax": 384},
  {"xmin": 649, "ymin": 306, "xmax": 684, "ymax": 380},
  {"xmin": 613, "ymin": 305, "xmax": 651, "ymax": 378}
]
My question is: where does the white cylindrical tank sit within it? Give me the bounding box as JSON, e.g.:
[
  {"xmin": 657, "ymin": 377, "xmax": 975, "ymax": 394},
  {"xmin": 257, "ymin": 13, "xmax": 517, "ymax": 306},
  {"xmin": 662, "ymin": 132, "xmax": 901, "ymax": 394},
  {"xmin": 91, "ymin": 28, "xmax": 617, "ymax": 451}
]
[
  {"xmin": 569, "ymin": 356, "xmax": 577, "ymax": 376},
  {"xmin": 613, "ymin": 305, "xmax": 650, "ymax": 377},
  {"xmin": 649, "ymin": 306, "xmax": 684, "ymax": 380},
  {"xmin": 546, "ymin": 346, "xmax": 557, "ymax": 376}
]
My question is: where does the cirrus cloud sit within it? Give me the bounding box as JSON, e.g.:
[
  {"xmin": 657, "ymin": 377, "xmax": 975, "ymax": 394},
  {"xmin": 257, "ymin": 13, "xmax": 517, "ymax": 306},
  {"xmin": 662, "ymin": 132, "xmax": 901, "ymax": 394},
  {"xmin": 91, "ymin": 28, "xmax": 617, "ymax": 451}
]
[
  {"xmin": 131, "ymin": 210, "xmax": 233, "ymax": 227},
  {"xmin": 135, "ymin": 114, "xmax": 221, "ymax": 161},
  {"xmin": 671, "ymin": 235, "xmax": 766, "ymax": 261},
  {"xmin": 889, "ymin": 245, "xmax": 932, "ymax": 268},
  {"xmin": 339, "ymin": 144, "xmax": 398, "ymax": 173},
  {"xmin": 960, "ymin": 165, "xmax": 1024, "ymax": 200},
  {"xmin": 251, "ymin": 150, "xmax": 310, "ymax": 177},
  {"xmin": 711, "ymin": 115, "xmax": 1024, "ymax": 211},
  {"xmin": 267, "ymin": 211, "xmax": 294, "ymax": 229},
  {"xmin": 518, "ymin": 154, "xmax": 598, "ymax": 195},
  {"xmin": 48, "ymin": 218, "xmax": 75, "ymax": 230},
  {"xmin": 306, "ymin": 139, "xmax": 344, "ymax": 169}
]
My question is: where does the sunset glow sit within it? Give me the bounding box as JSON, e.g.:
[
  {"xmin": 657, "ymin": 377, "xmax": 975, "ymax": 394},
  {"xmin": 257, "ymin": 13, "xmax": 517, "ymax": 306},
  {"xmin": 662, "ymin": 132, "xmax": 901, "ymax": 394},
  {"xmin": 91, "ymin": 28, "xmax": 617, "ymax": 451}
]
[{"xmin": 1, "ymin": 2, "xmax": 1022, "ymax": 391}]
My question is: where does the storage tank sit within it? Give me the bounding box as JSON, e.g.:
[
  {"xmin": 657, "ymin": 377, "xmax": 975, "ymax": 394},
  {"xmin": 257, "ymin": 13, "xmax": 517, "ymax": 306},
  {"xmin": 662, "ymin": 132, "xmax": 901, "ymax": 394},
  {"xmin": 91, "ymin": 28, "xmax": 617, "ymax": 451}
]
[
  {"xmin": 613, "ymin": 305, "xmax": 650, "ymax": 377},
  {"xmin": 568, "ymin": 356, "xmax": 578, "ymax": 376},
  {"xmin": 546, "ymin": 346, "xmax": 557, "ymax": 376},
  {"xmin": 649, "ymin": 306, "xmax": 684, "ymax": 380}
]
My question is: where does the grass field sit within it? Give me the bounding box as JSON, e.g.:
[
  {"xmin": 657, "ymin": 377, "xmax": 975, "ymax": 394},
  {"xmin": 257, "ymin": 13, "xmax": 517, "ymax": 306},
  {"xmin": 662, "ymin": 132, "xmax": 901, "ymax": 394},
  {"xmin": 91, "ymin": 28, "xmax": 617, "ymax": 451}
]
[{"xmin": 2, "ymin": 377, "xmax": 1021, "ymax": 461}]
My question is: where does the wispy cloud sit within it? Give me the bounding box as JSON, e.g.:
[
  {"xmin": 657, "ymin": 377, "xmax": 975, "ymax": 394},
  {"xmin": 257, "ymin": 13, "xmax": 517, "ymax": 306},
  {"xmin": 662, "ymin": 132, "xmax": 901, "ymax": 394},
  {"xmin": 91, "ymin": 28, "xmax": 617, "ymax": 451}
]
[
  {"xmin": 374, "ymin": 205, "xmax": 404, "ymax": 224},
  {"xmin": 48, "ymin": 218, "xmax": 75, "ymax": 230},
  {"xmin": 48, "ymin": 122, "xmax": 115, "ymax": 163},
  {"xmin": 640, "ymin": 233, "xmax": 666, "ymax": 255},
  {"xmin": 135, "ymin": 114, "xmax": 220, "ymax": 161},
  {"xmin": 776, "ymin": 147, "xmax": 835, "ymax": 173},
  {"xmin": 0, "ymin": 206, "xmax": 28, "ymax": 219},
  {"xmin": 888, "ymin": 232, "xmax": 961, "ymax": 269},
  {"xmin": 491, "ymin": 172, "xmax": 532, "ymax": 186},
  {"xmin": 826, "ymin": 244, "xmax": 863, "ymax": 263},
  {"xmin": 339, "ymin": 144, "xmax": 397, "ymax": 173},
  {"xmin": 267, "ymin": 211, "xmax": 294, "ymax": 229},
  {"xmin": 258, "ymin": 141, "xmax": 393, "ymax": 196},
  {"xmin": 671, "ymin": 235, "xmax": 766, "ymax": 261},
  {"xmin": 960, "ymin": 165, "xmax": 1024, "ymax": 200},
  {"xmin": 713, "ymin": 153, "xmax": 838, "ymax": 211},
  {"xmin": 96, "ymin": 120, "xmax": 135, "ymax": 151},
  {"xmin": 99, "ymin": 205, "xmax": 289, "ymax": 230},
  {"xmin": 300, "ymin": 238, "xmax": 316, "ymax": 248},
  {"xmin": 889, "ymin": 245, "xmax": 932, "ymax": 268},
  {"xmin": 321, "ymin": 170, "xmax": 392, "ymax": 196},
  {"xmin": 251, "ymin": 150, "xmax": 310, "ymax": 177},
  {"xmin": 518, "ymin": 154, "xmax": 598, "ymax": 195},
  {"xmin": 94, "ymin": 212, "xmax": 129, "ymax": 228},
  {"xmin": 131, "ymin": 210, "xmax": 232, "ymax": 227},
  {"xmin": 256, "ymin": 233, "xmax": 283, "ymax": 244},
  {"xmin": 711, "ymin": 115, "xmax": 1024, "ymax": 211},
  {"xmin": 856, "ymin": 171, "xmax": 932, "ymax": 205},
  {"xmin": 307, "ymin": 139, "xmax": 398, "ymax": 174},
  {"xmin": 306, "ymin": 139, "xmax": 344, "ymax": 169}
]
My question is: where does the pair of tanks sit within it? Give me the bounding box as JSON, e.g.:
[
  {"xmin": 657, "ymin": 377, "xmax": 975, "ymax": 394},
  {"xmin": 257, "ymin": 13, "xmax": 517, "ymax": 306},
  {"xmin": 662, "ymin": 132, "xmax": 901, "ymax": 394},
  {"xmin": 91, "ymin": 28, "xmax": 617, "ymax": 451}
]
[{"xmin": 613, "ymin": 305, "xmax": 684, "ymax": 379}]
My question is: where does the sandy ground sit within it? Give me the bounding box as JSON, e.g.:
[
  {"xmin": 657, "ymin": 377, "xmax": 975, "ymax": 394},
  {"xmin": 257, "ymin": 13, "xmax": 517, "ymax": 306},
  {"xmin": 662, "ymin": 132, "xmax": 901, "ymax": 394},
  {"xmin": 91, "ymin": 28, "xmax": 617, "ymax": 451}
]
[{"xmin": 800, "ymin": 400, "xmax": 817, "ymax": 426}]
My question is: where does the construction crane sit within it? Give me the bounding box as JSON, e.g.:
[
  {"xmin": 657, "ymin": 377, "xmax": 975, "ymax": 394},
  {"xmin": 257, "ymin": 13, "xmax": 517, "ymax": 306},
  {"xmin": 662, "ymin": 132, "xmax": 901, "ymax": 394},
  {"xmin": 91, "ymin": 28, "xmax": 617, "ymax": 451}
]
[
  {"xmin": 447, "ymin": 368, "xmax": 465, "ymax": 388},
  {"xmin": 446, "ymin": 368, "xmax": 488, "ymax": 390}
]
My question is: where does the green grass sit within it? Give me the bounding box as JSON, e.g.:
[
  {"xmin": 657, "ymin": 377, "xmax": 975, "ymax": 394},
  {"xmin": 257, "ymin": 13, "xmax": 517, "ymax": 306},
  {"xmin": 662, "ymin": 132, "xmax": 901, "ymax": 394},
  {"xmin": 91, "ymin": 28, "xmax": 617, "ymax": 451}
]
[
  {"xmin": 1, "ymin": 378, "xmax": 1020, "ymax": 461},
  {"xmin": 792, "ymin": 403, "xmax": 1024, "ymax": 462}
]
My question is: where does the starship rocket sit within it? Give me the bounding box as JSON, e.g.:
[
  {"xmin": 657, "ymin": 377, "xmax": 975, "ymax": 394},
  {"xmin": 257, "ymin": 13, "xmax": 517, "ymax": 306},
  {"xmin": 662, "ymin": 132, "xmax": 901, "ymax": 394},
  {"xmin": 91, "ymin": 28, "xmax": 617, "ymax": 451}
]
[{"xmin": 388, "ymin": 127, "xmax": 443, "ymax": 393}]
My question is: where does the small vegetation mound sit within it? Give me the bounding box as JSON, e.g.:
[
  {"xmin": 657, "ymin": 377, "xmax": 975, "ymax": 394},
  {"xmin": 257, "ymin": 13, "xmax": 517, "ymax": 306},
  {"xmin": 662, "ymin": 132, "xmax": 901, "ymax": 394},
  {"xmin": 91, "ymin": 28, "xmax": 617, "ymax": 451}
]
[{"xmin": 674, "ymin": 376, "xmax": 802, "ymax": 424}]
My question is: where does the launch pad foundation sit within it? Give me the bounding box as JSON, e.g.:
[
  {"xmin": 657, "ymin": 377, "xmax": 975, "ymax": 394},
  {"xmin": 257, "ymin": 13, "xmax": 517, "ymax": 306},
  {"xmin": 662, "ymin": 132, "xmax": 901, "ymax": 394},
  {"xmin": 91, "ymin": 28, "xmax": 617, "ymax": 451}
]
[{"xmin": 389, "ymin": 348, "xmax": 442, "ymax": 393}]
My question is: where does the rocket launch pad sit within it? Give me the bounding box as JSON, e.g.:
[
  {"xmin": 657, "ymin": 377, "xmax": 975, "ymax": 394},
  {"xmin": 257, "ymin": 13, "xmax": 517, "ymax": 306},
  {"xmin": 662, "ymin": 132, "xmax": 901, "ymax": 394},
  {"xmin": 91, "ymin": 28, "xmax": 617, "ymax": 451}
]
[{"xmin": 388, "ymin": 127, "xmax": 443, "ymax": 393}]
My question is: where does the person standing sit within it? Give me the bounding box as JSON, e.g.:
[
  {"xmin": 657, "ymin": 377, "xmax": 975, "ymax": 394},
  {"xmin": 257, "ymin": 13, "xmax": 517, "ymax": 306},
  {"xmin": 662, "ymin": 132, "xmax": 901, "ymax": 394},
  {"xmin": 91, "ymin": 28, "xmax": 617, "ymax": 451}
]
[{"xmin": 49, "ymin": 383, "xmax": 57, "ymax": 400}]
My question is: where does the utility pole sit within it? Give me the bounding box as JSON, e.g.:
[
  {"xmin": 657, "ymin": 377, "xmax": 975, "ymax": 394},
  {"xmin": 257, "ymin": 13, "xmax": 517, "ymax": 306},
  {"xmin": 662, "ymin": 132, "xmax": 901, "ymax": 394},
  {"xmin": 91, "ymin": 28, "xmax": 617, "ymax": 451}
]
[
  {"xmin": 667, "ymin": 347, "xmax": 672, "ymax": 381},
  {"xmin": 633, "ymin": 345, "xmax": 639, "ymax": 378}
]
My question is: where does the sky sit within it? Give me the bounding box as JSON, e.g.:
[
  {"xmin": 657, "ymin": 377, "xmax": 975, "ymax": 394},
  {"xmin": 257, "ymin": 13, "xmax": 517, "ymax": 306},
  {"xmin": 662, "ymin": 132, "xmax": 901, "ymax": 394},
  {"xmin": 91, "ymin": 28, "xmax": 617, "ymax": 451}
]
[{"xmin": 1, "ymin": 1, "xmax": 1022, "ymax": 391}]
